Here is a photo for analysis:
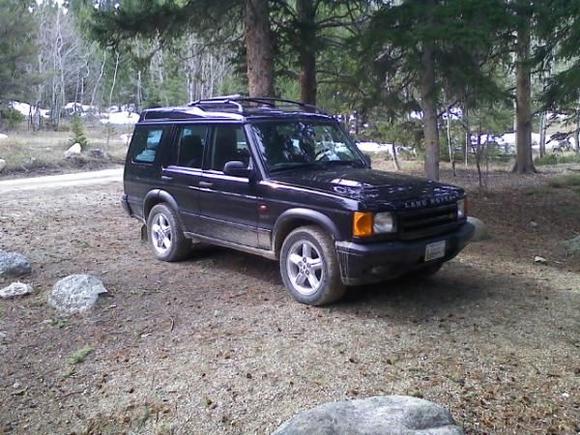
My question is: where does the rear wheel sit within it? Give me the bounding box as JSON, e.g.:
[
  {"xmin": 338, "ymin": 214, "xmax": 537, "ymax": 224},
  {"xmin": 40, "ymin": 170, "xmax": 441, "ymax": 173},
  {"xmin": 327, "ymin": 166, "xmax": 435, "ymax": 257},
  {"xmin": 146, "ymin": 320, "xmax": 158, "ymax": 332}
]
[
  {"xmin": 279, "ymin": 226, "xmax": 346, "ymax": 305},
  {"xmin": 147, "ymin": 204, "xmax": 191, "ymax": 262}
]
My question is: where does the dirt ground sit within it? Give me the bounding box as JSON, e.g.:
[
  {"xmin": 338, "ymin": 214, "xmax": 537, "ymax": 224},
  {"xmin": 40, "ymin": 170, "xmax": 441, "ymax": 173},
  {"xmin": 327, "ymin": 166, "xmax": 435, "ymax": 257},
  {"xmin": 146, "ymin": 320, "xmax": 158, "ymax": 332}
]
[{"xmin": 0, "ymin": 165, "xmax": 579, "ymax": 434}]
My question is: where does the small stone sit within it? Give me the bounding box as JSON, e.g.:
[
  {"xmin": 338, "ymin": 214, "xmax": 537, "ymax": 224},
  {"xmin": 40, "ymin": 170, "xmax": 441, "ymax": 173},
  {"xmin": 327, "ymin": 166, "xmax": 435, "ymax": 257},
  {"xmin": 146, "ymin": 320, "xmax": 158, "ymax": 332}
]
[
  {"xmin": 534, "ymin": 256, "xmax": 548, "ymax": 264},
  {"xmin": 529, "ymin": 221, "xmax": 538, "ymax": 228},
  {"xmin": 0, "ymin": 158, "xmax": 6, "ymax": 173},
  {"xmin": 0, "ymin": 251, "xmax": 32, "ymax": 277},
  {"xmin": 48, "ymin": 274, "xmax": 108, "ymax": 314},
  {"xmin": 64, "ymin": 143, "xmax": 82, "ymax": 159},
  {"xmin": 467, "ymin": 217, "xmax": 490, "ymax": 242},
  {"xmin": 0, "ymin": 282, "xmax": 33, "ymax": 299}
]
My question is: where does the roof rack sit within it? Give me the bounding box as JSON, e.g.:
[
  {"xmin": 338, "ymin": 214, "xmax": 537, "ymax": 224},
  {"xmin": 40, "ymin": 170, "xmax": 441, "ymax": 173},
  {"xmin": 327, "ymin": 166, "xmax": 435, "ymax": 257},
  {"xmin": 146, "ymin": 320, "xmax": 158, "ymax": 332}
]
[{"xmin": 187, "ymin": 95, "xmax": 326, "ymax": 115}]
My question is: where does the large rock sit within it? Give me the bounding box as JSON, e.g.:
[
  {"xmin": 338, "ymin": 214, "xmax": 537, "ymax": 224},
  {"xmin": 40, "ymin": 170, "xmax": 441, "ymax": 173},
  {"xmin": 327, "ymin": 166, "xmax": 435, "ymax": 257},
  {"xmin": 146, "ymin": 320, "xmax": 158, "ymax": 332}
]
[
  {"xmin": 64, "ymin": 143, "xmax": 82, "ymax": 159},
  {"xmin": 562, "ymin": 236, "xmax": 580, "ymax": 256},
  {"xmin": 0, "ymin": 158, "xmax": 6, "ymax": 173},
  {"xmin": 0, "ymin": 251, "xmax": 32, "ymax": 277},
  {"xmin": 0, "ymin": 282, "xmax": 33, "ymax": 299},
  {"xmin": 273, "ymin": 396, "xmax": 464, "ymax": 435},
  {"xmin": 467, "ymin": 217, "xmax": 489, "ymax": 242},
  {"xmin": 48, "ymin": 274, "xmax": 108, "ymax": 314}
]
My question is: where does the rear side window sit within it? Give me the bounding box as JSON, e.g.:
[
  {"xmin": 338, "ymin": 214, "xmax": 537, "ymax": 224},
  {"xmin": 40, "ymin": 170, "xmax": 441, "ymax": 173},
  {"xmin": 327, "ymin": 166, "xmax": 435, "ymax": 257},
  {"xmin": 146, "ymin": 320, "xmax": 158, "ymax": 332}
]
[
  {"xmin": 131, "ymin": 126, "xmax": 168, "ymax": 163},
  {"xmin": 176, "ymin": 125, "xmax": 208, "ymax": 169}
]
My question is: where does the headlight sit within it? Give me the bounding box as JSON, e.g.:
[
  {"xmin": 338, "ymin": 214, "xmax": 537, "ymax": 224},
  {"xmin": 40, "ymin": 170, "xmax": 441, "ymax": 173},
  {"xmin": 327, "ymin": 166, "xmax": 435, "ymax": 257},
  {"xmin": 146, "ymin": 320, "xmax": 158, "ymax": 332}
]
[
  {"xmin": 374, "ymin": 212, "xmax": 396, "ymax": 233},
  {"xmin": 353, "ymin": 211, "xmax": 396, "ymax": 237},
  {"xmin": 457, "ymin": 198, "xmax": 467, "ymax": 219}
]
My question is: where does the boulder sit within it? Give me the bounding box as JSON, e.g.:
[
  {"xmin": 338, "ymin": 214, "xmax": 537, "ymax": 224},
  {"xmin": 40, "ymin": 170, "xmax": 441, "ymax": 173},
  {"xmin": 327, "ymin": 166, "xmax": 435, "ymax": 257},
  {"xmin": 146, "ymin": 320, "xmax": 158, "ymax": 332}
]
[
  {"xmin": 273, "ymin": 395, "xmax": 464, "ymax": 435},
  {"xmin": 0, "ymin": 133, "xmax": 7, "ymax": 140},
  {"xmin": 0, "ymin": 282, "xmax": 33, "ymax": 299},
  {"xmin": 562, "ymin": 236, "xmax": 580, "ymax": 256},
  {"xmin": 467, "ymin": 217, "xmax": 490, "ymax": 242},
  {"xmin": 0, "ymin": 251, "xmax": 32, "ymax": 277},
  {"xmin": 48, "ymin": 274, "xmax": 108, "ymax": 314},
  {"xmin": 0, "ymin": 158, "xmax": 6, "ymax": 173},
  {"xmin": 64, "ymin": 143, "xmax": 82, "ymax": 159}
]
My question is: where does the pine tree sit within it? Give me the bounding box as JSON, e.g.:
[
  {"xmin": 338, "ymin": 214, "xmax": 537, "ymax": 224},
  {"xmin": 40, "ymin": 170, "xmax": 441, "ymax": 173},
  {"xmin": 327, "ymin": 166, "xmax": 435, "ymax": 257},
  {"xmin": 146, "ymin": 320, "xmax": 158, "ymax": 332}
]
[{"xmin": 70, "ymin": 115, "xmax": 89, "ymax": 150}]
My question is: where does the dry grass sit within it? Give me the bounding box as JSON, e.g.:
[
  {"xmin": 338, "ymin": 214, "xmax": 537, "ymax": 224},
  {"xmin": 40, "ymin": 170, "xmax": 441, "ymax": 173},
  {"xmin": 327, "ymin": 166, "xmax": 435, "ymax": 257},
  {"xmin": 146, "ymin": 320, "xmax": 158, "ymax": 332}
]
[{"xmin": 0, "ymin": 124, "xmax": 130, "ymax": 176}]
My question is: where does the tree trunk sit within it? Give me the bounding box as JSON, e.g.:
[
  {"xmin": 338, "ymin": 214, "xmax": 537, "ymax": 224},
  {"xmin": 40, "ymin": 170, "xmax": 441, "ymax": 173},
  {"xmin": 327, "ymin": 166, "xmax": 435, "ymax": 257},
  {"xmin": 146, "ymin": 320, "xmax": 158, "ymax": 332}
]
[
  {"xmin": 539, "ymin": 111, "xmax": 547, "ymax": 158},
  {"xmin": 512, "ymin": 15, "xmax": 536, "ymax": 173},
  {"xmin": 575, "ymin": 109, "xmax": 579, "ymax": 154},
  {"xmin": 297, "ymin": 0, "xmax": 317, "ymax": 105},
  {"xmin": 244, "ymin": 0, "xmax": 274, "ymax": 97},
  {"xmin": 445, "ymin": 100, "xmax": 456, "ymax": 176},
  {"xmin": 420, "ymin": 43, "xmax": 439, "ymax": 180},
  {"xmin": 463, "ymin": 100, "xmax": 470, "ymax": 166}
]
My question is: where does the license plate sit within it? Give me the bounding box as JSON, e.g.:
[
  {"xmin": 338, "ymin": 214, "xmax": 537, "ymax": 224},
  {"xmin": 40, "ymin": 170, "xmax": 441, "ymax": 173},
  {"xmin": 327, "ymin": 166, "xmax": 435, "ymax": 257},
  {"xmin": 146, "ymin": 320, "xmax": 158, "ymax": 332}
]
[{"xmin": 425, "ymin": 241, "xmax": 446, "ymax": 262}]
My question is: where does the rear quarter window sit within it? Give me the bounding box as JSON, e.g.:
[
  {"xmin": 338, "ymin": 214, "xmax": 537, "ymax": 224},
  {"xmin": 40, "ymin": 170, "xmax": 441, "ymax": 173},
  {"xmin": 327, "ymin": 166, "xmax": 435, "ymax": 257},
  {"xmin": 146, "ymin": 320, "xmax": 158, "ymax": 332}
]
[{"xmin": 130, "ymin": 126, "xmax": 169, "ymax": 163}]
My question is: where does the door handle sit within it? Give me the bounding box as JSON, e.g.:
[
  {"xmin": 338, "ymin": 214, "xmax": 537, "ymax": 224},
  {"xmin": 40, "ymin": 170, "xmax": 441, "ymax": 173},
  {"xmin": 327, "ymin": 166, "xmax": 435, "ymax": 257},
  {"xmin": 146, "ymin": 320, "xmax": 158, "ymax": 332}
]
[
  {"xmin": 161, "ymin": 175, "xmax": 173, "ymax": 181},
  {"xmin": 198, "ymin": 181, "xmax": 213, "ymax": 188}
]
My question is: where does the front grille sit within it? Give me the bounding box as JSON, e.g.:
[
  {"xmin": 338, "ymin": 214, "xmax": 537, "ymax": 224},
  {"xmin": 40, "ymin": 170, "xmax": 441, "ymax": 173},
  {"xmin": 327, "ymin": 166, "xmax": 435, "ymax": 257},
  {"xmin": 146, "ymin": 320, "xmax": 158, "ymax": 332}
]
[{"xmin": 397, "ymin": 203, "xmax": 459, "ymax": 240}]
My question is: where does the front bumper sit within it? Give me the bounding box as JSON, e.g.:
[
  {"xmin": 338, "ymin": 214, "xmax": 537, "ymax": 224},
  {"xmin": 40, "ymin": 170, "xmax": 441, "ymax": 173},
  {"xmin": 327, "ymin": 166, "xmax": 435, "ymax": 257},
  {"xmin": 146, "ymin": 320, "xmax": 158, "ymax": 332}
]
[{"xmin": 335, "ymin": 222, "xmax": 475, "ymax": 285}]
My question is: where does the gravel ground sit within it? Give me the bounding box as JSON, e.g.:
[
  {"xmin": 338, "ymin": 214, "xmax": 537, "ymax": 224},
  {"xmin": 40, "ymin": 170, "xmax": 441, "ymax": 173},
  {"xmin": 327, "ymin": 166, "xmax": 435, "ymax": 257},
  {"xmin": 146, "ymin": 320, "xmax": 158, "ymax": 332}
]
[{"xmin": 0, "ymin": 169, "xmax": 579, "ymax": 434}]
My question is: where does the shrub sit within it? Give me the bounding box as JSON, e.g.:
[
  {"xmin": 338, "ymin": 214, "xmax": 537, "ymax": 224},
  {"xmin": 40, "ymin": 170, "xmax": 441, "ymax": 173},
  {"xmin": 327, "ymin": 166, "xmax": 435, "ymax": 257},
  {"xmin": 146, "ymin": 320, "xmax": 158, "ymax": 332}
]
[
  {"xmin": 0, "ymin": 107, "xmax": 25, "ymax": 129},
  {"xmin": 535, "ymin": 153, "xmax": 580, "ymax": 166},
  {"xmin": 69, "ymin": 115, "xmax": 88, "ymax": 150}
]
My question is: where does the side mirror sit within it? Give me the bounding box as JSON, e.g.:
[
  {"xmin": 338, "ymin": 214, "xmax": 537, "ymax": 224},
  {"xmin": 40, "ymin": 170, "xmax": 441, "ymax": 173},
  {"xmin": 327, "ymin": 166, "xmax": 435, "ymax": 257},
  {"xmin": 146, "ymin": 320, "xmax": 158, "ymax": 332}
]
[
  {"xmin": 223, "ymin": 160, "xmax": 252, "ymax": 178},
  {"xmin": 363, "ymin": 153, "xmax": 372, "ymax": 168}
]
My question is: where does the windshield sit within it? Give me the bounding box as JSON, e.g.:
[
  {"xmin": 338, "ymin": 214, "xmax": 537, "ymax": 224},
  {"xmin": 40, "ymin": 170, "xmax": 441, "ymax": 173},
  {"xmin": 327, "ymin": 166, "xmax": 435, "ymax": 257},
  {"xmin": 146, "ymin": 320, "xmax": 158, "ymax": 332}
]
[{"xmin": 251, "ymin": 120, "xmax": 364, "ymax": 172}]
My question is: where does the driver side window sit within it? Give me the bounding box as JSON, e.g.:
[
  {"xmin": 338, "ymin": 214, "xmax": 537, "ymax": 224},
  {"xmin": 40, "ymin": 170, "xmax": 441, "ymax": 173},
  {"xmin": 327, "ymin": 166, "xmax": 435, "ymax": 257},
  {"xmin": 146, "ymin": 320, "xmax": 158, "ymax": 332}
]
[{"xmin": 209, "ymin": 125, "xmax": 251, "ymax": 171}]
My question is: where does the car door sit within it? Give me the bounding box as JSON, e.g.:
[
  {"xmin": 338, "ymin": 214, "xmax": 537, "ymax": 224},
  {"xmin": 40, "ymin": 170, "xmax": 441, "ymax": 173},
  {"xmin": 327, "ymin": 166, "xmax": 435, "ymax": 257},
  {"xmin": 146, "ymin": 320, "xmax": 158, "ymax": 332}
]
[
  {"xmin": 197, "ymin": 124, "xmax": 259, "ymax": 247},
  {"xmin": 161, "ymin": 124, "xmax": 209, "ymax": 232},
  {"xmin": 124, "ymin": 124, "xmax": 171, "ymax": 219}
]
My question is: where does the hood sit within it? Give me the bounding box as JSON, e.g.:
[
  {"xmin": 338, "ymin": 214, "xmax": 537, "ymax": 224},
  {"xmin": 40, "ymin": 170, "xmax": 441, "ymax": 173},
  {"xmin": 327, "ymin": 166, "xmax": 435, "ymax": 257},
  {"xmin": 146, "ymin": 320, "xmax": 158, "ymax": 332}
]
[{"xmin": 269, "ymin": 167, "xmax": 463, "ymax": 209}]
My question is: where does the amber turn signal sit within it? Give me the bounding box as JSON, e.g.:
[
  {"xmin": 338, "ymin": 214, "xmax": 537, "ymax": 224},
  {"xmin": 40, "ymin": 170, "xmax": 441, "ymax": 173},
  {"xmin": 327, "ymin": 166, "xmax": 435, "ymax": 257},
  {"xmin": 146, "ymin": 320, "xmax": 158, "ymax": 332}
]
[{"xmin": 353, "ymin": 212, "xmax": 374, "ymax": 237}]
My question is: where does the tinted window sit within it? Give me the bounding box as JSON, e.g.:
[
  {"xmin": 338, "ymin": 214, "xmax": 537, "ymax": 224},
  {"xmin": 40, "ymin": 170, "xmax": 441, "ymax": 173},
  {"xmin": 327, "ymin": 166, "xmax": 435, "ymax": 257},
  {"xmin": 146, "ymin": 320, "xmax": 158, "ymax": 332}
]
[
  {"xmin": 131, "ymin": 126, "xmax": 167, "ymax": 163},
  {"xmin": 176, "ymin": 125, "xmax": 208, "ymax": 169},
  {"xmin": 209, "ymin": 125, "xmax": 250, "ymax": 171}
]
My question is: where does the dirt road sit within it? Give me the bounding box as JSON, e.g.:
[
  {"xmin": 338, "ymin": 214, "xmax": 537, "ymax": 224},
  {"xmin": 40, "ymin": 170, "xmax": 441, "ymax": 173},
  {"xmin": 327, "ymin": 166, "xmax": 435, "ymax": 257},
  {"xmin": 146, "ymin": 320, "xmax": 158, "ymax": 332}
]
[
  {"xmin": 0, "ymin": 171, "xmax": 578, "ymax": 434},
  {"xmin": 0, "ymin": 168, "xmax": 123, "ymax": 193}
]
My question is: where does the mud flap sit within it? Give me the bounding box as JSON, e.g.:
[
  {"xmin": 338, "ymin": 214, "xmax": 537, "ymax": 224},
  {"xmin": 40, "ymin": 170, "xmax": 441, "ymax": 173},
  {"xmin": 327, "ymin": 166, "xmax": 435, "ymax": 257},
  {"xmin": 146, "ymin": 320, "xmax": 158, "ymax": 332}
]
[{"xmin": 140, "ymin": 224, "xmax": 148, "ymax": 242}]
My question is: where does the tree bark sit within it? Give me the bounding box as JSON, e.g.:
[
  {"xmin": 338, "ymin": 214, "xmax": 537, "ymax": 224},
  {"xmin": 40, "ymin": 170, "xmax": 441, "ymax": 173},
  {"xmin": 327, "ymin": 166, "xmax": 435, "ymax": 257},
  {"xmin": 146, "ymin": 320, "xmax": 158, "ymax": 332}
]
[
  {"xmin": 244, "ymin": 0, "xmax": 274, "ymax": 97},
  {"xmin": 512, "ymin": 15, "xmax": 536, "ymax": 173},
  {"xmin": 420, "ymin": 43, "xmax": 440, "ymax": 180},
  {"xmin": 297, "ymin": 0, "xmax": 317, "ymax": 105}
]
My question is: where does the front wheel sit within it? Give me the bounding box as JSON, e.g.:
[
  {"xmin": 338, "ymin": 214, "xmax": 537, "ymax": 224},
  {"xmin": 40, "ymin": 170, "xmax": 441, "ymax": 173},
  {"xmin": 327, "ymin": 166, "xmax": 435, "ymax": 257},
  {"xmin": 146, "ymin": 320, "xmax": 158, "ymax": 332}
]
[
  {"xmin": 279, "ymin": 226, "xmax": 346, "ymax": 306},
  {"xmin": 147, "ymin": 204, "xmax": 191, "ymax": 262}
]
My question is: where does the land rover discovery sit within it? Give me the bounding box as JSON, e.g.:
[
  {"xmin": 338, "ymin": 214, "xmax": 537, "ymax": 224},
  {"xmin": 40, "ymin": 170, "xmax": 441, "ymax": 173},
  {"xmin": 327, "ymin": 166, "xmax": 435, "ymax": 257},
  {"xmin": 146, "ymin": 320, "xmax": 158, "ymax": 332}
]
[{"xmin": 122, "ymin": 97, "xmax": 474, "ymax": 305}]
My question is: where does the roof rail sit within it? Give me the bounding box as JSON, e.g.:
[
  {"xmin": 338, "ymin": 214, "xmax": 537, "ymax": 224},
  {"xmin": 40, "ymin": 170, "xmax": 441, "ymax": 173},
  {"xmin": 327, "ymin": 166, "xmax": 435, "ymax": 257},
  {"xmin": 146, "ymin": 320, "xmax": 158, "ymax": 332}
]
[{"xmin": 187, "ymin": 95, "xmax": 326, "ymax": 115}]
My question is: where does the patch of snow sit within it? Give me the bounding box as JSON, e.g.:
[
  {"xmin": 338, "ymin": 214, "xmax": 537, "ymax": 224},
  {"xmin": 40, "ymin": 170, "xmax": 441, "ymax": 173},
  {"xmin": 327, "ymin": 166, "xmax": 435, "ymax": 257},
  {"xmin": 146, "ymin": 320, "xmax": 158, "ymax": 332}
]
[
  {"xmin": 100, "ymin": 111, "xmax": 139, "ymax": 125},
  {"xmin": 0, "ymin": 133, "xmax": 7, "ymax": 140},
  {"xmin": 357, "ymin": 142, "xmax": 393, "ymax": 154},
  {"xmin": 9, "ymin": 101, "xmax": 49, "ymax": 118}
]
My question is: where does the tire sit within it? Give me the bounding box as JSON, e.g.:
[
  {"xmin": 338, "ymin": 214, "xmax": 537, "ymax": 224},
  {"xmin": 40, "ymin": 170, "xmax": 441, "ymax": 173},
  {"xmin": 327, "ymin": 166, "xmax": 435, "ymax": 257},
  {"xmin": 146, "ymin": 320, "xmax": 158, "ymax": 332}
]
[
  {"xmin": 146, "ymin": 204, "xmax": 191, "ymax": 262},
  {"xmin": 279, "ymin": 226, "xmax": 346, "ymax": 306}
]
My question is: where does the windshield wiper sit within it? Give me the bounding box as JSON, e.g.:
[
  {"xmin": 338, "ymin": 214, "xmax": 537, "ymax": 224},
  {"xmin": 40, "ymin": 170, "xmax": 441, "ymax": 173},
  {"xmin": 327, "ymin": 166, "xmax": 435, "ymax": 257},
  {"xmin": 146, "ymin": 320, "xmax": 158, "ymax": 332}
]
[
  {"xmin": 320, "ymin": 160, "xmax": 364, "ymax": 168},
  {"xmin": 269, "ymin": 162, "xmax": 320, "ymax": 172}
]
